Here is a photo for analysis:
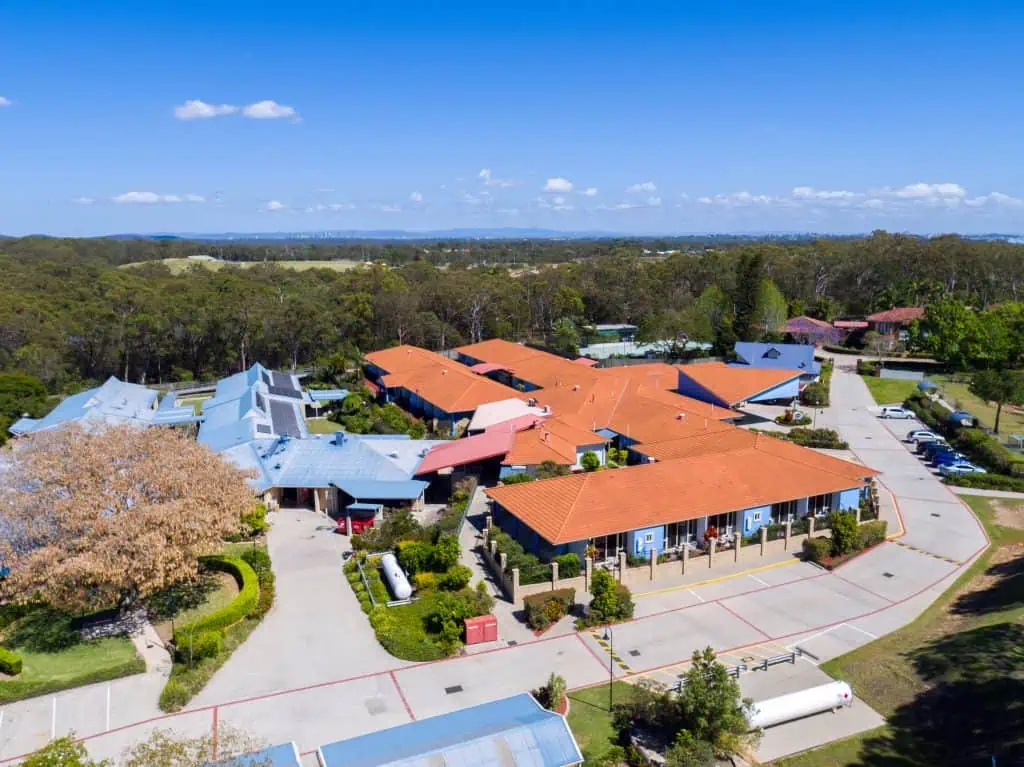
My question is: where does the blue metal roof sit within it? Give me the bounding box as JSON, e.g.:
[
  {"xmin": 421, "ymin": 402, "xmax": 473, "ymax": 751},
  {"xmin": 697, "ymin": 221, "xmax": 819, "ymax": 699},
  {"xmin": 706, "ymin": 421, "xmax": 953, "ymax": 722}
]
[
  {"xmin": 208, "ymin": 741, "xmax": 301, "ymax": 767},
  {"xmin": 8, "ymin": 377, "xmax": 165, "ymax": 435},
  {"xmin": 333, "ymin": 478, "xmax": 429, "ymax": 501},
  {"xmin": 318, "ymin": 693, "xmax": 582, "ymax": 767},
  {"xmin": 309, "ymin": 389, "xmax": 349, "ymax": 401},
  {"xmin": 732, "ymin": 342, "xmax": 821, "ymax": 376}
]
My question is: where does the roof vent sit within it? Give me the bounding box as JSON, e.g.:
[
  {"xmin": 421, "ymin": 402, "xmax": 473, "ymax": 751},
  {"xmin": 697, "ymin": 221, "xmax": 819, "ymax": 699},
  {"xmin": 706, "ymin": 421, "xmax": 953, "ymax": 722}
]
[
  {"xmin": 676, "ymin": 412, "xmax": 686, "ymax": 420},
  {"xmin": 441, "ymin": 369, "xmax": 448, "ymax": 375},
  {"xmin": 541, "ymin": 405, "xmax": 551, "ymax": 414},
  {"xmin": 572, "ymin": 384, "xmax": 580, "ymax": 392},
  {"xmin": 527, "ymin": 398, "xmax": 537, "ymax": 407},
  {"xmin": 389, "ymin": 451, "xmax": 400, "ymax": 458}
]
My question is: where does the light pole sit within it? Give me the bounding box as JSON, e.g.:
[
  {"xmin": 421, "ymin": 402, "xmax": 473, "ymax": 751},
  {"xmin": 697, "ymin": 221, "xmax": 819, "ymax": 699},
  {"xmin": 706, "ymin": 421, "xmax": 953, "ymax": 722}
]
[{"xmin": 603, "ymin": 626, "xmax": 614, "ymax": 710}]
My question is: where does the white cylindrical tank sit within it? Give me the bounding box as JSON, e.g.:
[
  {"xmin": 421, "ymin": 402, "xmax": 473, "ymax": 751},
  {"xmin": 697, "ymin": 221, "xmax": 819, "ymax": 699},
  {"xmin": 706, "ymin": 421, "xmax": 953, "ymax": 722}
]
[
  {"xmin": 379, "ymin": 553, "xmax": 412, "ymax": 600},
  {"xmin": 748, "ymin": 682, "xmax": 853, "ymax": 730}
]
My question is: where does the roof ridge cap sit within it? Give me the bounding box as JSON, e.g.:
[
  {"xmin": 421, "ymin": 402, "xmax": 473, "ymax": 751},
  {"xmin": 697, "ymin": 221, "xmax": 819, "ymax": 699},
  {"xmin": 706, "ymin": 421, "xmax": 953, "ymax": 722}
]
[{"xmin": 553, "ymin": 473, "xmax": 589, "ymax": 544}]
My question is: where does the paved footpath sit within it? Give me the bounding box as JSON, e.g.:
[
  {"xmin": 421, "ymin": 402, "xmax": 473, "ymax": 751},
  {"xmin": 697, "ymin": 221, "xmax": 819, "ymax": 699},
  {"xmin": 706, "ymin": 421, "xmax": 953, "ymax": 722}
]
[{"xmin": 0, "ymin": 358, "xmax": 991, "ymax": 765}]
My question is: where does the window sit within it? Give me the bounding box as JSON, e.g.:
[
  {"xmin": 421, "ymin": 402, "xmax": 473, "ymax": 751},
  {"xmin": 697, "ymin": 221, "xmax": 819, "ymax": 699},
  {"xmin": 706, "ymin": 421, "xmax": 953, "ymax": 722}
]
[
  {"xmin": 644, "ymin": 532, "xmax": 654, "ymax": 544},
  {"xmin": 771, "ymin": 500, "xmax": 798, "ymax": 524},
  {"xmin": 752, "ymin": 511, "xmax": 762, "ymax": 522},
  {"xmin": 808, "ymin": 493, "xmax": 833, "ymax": 517}
]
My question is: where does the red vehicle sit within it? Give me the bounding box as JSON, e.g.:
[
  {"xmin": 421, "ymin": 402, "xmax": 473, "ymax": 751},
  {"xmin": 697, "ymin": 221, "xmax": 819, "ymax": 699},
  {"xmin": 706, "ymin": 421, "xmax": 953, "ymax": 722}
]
[{"xmin": 336, "ymin": 516, "xmax": 375, "ymax": 535}]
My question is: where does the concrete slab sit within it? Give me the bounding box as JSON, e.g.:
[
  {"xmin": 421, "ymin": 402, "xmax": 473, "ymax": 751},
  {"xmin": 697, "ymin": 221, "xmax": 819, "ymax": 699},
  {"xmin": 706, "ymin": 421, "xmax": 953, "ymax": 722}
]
[{"xmin": 834, "ymin": 542, "xmax": 957, "ymax": 602}]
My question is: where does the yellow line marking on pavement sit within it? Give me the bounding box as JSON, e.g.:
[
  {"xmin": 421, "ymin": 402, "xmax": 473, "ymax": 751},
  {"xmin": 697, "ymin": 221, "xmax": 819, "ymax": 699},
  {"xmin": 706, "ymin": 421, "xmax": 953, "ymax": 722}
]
[
  {"xmin": 636, "ymin": 557, "xmax": 800, "ymax": 598},
  {"xmin": 892, "ymin": 539, "xmax": 961, "ymax": 564},
  {"xmin": 589, "ymin": 631, "xmax": 634, "ymax": 674}
]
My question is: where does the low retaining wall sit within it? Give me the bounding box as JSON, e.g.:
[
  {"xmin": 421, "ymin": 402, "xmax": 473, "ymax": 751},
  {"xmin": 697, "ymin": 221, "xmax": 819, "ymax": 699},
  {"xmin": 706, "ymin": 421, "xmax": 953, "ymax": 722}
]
[{"xmin": 483, "ymin": 516, "xmax": 845, "ymax": 605}]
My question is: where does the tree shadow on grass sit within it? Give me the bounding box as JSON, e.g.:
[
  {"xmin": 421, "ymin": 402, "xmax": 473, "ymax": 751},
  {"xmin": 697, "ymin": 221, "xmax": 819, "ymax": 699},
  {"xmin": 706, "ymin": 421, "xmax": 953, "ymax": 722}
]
[
  {"xmin": 3, "ymin": 609, "xmax": 80, "ymax": 653},
  {"xmin": 143, "ymin": 571, "xmax": 219, "ymax": 622},
  {"xmin": 854, "ymin": 623, "xmax": 1024, "ymax": 766},
  {"xmin": 949, "ymin": 552, "xmax": 1024, "ymax": 617}
]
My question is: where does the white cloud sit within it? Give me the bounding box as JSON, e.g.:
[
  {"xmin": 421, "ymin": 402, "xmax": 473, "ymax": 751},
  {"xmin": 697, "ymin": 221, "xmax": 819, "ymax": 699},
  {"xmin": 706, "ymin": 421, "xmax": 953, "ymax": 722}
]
[
  {"xmin": 242, "ymin": 100, "xmax": 300, "ymax": 120},
  {"xmin": 378, "ymin": 204, "xmax": 402, "ymax": 213},
  {"xmin": 889, "ymin": 182, "xmax": 965, "ymax": 200},
  {"xmin": 497, "ymin": 208, "xmax": 520, "ymax": 216},
  {"xmin": 626, "ymin": 181, "xmax": 657, "ymax": 194},
  {"xmin": 460, "ymin": 192, "xmax": 483, "ymax": 206},
  {"xmin": 478, "ymin": 167, "xmax": 520, "ymax": 187},
  {"xmin": 410, "ymin": 191, "xmax": 423, "ymax": 202},
  {"xmin": 264, "ymin": 200, "xmax": 287, "ymax": 211},
  {"xmin": 544, "ymin": 177, "xmax": 573, "ymax": 193},
  {"xmin": 72, "ymin": 196, "xmax": 95, "ymax": 205},
  {"xmin": 646, "ymin": 196, "xmax": 662, "ymax": 207},
  {"xmin": 173, "ymin": 99, "xmax": 238, "ymax": 120},
  {"xmin": 697, "ymin": 191, "xmax": 777, "ymax": 207},
  {"xmin": 582, "ymin": 187, "xmax": 598, "ymax": 197},
  {"xmin": 328, "ymin": 202, "xmax": 355, "ymax": 211},
  {"xmin": 112, "ymin": 191, "xmax": 196, "ymax": 204},
  {"xmin": 964, "ymin": 191, "xmax": 1024, "ymax": 209},
  {"xmin": 791, "ymin": 186, "xmax": 859, "ymax": 201},
  {"xmin": 0, "ymin": 96, "xmax": 11, "ymax": 107}
]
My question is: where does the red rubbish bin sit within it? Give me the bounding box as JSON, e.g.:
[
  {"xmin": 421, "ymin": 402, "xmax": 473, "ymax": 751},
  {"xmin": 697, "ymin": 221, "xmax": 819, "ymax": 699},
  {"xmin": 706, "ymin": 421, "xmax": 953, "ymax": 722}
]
[{"xmin": 464, "ymin": 615, "xmax": 498, "ymax": 645}]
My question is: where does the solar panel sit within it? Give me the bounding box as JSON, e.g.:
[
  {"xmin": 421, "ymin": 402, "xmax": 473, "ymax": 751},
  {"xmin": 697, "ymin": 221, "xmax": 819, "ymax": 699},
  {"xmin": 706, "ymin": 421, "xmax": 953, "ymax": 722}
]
[
  {"xmin": 268, "ymin": 386, "xmax": 303, "ymax": 399},
  {"xmin": 261, "ymin": 371, "xmax": 271, "ymax": 386},
  {"xmin": 271, "ymin": 371, "xmax": 298, "ymax": 390},
  {"xmin": 270, "ymin": 400, "xmax": 302, "ymax": 438}
]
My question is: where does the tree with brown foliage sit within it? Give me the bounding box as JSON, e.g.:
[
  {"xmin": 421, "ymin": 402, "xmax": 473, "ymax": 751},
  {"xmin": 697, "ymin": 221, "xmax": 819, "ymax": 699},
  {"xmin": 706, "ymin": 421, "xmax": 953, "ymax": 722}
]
[{"xmin": 0, "ymin": 425, "xmax": 255, "ymax": 613}]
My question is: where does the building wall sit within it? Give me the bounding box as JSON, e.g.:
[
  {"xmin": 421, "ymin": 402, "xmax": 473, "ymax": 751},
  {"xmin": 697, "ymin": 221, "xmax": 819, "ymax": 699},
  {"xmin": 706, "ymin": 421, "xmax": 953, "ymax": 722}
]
[
  {"xmin": 626, "ymin": 524, "xmax": 665, "ymax": 557},
  {"xmin": 741, "ymin": 504, "xmax": 772, "ymax": 534},
  {"xmin": 574, "ymin": 442, "xmax": 607, "ymax": 470},
  {"xmin": 675, "ymin": 371, "xmax": 732, "ymax": 408},
  {"xmin": 746, "ymin": 377, "xmax": 801, "ymax": 403}
]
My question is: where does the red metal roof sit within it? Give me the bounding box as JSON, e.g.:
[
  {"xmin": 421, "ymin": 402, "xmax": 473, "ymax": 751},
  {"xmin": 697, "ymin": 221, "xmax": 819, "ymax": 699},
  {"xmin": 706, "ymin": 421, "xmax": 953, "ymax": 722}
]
[
  {"xmin": 415, "ymin": 430, "xmax": 514, "ymax": 475},
  {"xmin": 784, "ymin": 315, "xmax": 833, "ymax": 331},
  {"xmin": 470, "ymin": 362, "xmax": 510, "ymax": 374},
  {"xmin": 833, "ymin": 320, "xmax": 868, "ymax": 329}
]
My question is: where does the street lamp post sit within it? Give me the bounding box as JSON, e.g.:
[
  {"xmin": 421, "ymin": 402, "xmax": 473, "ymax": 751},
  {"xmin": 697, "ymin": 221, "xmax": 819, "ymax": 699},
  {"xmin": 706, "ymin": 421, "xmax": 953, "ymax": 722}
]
[{"xmin": 603, "ymin": 626, "xmax": 614, "ymax": 711}]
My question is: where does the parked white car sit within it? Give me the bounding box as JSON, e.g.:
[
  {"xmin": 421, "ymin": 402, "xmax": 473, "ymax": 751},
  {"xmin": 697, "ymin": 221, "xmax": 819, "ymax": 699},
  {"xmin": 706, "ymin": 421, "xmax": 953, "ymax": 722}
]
[
  {"xmin": 906, "ymin": 429, "xmax": 939, "ymax": 443},
  {"xmin": 939, "ymin": 462, "xmax": 987, "ymax": 477},
  {"xmin": 880, "ymin": 406, "xmax": 913, "ymax": 419}
]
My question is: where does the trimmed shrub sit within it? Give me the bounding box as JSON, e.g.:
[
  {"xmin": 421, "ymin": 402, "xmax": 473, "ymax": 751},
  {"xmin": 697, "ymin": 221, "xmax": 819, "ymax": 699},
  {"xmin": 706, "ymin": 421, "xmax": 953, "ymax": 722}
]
[
  {"xmin": 802, "ymin": 536, "xmax": 831, "ymax": 564},
  {"xmin": 158, "ymin": 679, "xmax": 190, "ymax": 711},
  {"xmin": 175, "ymin": 629, "xmax": 222, "ymax": 663},
  {"xmin": 800, "ymin": 382, "xmax": 829, "ymax": 407},
  {"xmin": 0, "ymin": 646, "xmax": 23, "ymax": 676},
  {"xmin": 438, "ymin": 565, "xmax": 472, "ymax": 591},
  {"xmin": 189, "ymin": 557, "xmax": 258, "ymax": 632},
  {"xmin": 554, "ymin": 552, "xmax": 581, "ymax": 578},
  {"xmin": 395, "ymin": 540, "xmax": 434, "ymax": 575},
  {"xmin": 828, "ymin": 511, "xmax": 860, "ymax": 556},
  {"xmin": 944, "ymin": 472, "xmax": 1024, "ymax": 492},
  {"xmin": 432, "ymin": 535, "xmax": 461, "ymax": 572},
  {"xmin": 412, "ymin": 571, "xmax": 438, "ymax": 592},
  {"xmin": 584, "ymin": 571, "xmax": 633, "ymax": 626},
  {"xmin": 524, "ymin": 588, "xmax": 576, "ymax": 630},
  {"xmin": 786, "ymin": 428, "xmax": 849, "ymax": 449},
  {"xmin": 857, "ymin": 520, "xmax": 888, "ymax": 549},
  {"xmin": 358, "ymin": 596, "xmax": 372, "ymax": 614}
]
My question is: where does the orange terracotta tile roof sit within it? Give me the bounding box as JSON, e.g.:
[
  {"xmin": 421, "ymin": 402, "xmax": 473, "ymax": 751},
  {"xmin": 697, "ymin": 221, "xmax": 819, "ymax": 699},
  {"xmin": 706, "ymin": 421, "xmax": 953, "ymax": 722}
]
[
  {"xmin": 503, "ymin": 417, "xmax": 610, "ymax": 466},
  {"xmin": 382, "ymin": 364, "xmax": 524, "ymax": 414},
  {"xmin": 676, "ymin": 362, "xmax": 803, "ymax": 406},
  {"xmin": 364, "ymin": 345, "xmax": 451, "ymax": 375},
  {"xmin": 865, "ymin": 307, "xmax": 925, "ymax": 324},
  {"xmin": 486, "ymin": 440, "xmax": 877, "ymax": 544}
]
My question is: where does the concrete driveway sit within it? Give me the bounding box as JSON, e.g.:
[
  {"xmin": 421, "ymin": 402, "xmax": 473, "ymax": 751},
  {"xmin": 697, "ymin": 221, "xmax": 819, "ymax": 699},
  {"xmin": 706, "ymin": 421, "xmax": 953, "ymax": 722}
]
[{"xmin": 0, "ymin": 360, "xmax": 992, "ymax": 765}]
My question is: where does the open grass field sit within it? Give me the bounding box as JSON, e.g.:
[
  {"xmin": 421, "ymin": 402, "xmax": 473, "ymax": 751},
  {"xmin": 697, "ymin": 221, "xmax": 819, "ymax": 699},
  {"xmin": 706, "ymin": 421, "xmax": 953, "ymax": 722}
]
[
  {"xmin": 0, "ymin": 609, "xmax": 145, "ymax": 705},
  {"xmin": 121, "ymin": 257, "xmax": 365, "ymax": 275},
  {"xmin": 859, "ymin": 375, "xmax": 919, "ymax": 406},
  {"xmin": 773, "ymin": 495, "xmax": 1024, "ymax": 766},
  {"xmin": 305, "ymin": 417, "xmax": 340, "ymax": 434},
  {"xmin": 566, "ymin": 681, "xmax": 636, "ymax": 764},
  {"xmin": 932, "ymin": 373, "xmax": 1024, "ymax": 438}
]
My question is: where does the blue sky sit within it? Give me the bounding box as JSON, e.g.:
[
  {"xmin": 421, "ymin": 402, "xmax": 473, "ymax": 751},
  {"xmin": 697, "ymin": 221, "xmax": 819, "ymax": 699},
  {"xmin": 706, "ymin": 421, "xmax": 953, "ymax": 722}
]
[{"xmin": 3, "ymin": 1, "xmax": 1023, "ymax": 236}]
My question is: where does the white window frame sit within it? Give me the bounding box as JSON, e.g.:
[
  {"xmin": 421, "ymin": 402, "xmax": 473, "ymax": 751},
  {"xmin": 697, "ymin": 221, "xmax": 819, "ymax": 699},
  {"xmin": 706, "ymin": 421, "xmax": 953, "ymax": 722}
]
[
  {"xmin": 644, "ymin": 532, "xmax": 654, "ymax": 544},
  {"xmin": 752, "ymin": 511, "xmax": 762, "ymax": 522}
]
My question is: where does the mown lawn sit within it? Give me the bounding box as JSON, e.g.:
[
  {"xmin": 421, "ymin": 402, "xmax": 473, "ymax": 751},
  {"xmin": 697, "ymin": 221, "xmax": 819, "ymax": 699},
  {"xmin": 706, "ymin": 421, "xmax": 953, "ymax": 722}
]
[
  {"xmin": 772, "ymin": 495, "xmax": 1024, "ymax": 766},
  {"xmin": 933, "ymin": 373, "xmax": 1024, "ymax": 437},
  {"xmin": 305, "ymin": 417, "xmax": 341, "ymax": 434},
  {"xmin": 0, "ymin": 610, "xmax": 145, "ymax": 705},
  {"xmin": 147, "ymin": 569, "xmax": 240, "ymax": 644},
  {"xmin": 566, "ymin": 681, "xmax": 636, "ymax": 764},
  {"xmin": 859, "ymin": 376, "xmax": 918, "ymax": 406}
]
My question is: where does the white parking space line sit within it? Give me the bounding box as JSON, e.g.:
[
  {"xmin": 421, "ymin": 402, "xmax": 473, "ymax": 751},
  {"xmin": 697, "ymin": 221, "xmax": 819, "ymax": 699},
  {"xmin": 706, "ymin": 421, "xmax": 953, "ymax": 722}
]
[
  {"xmin": 748, "ymin": 574, "xmax": 770, "ymax": 587},
  {"xmin": 105, "ymin": 684, "xmax": 111, "ymax": 732},
  {"xmin": 51, "ymin": 697, "xmax": 56, "ymax": 740},
  {"xmin": 784, "ymin": 625, "xmax": 841, "ymax": 649},
  {"xmin": 687, "ymin": 589, "xmax": 705, "ymax": 603},
  {"xmin": 844, "ymin": 622, "xmax": 878, "ymax": 640}
]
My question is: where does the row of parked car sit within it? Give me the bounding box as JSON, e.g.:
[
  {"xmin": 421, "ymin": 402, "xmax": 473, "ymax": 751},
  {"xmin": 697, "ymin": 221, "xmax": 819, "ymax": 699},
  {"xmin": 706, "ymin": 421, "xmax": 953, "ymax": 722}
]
[{"xmin": 905, "ymin": 429, "xmax": 987, "ymax": 477}]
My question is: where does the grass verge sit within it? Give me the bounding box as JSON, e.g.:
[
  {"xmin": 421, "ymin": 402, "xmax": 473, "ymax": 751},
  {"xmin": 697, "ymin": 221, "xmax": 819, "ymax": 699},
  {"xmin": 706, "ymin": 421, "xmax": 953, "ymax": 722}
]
[
  {"xmin": 932, "ymin": 373, "xmax": 1024, "ymax": 437},
  {"xmin": 772, "ymin": 495, "xmax": 1024, "ymax": 766},
  {"xmin": 158, "ymin": 545, "xmax": 275, "ymax": 712},
  {"xmin": 566, "ymin": 681, "xmax": 636, "ymax": 764},
  {"xmin": 859, "ymin": 375, "xmax": 919, "ymax": 406},
  {"xmin": 305, "ymin": 417, "xmax": 341, "ymax": 434},
  {"xmin": 0, "ymin": 610, "xmax": 145, "ymax": 705}
]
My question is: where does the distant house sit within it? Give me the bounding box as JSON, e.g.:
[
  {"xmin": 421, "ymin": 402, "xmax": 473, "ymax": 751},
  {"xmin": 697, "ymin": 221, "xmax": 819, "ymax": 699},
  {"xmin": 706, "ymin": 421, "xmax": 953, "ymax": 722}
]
[
  {"xmin": 317, "ymin": 693, "xmax": 583, "ymax": 767},
  {"xmin": 784, "ymin": 315, "xmax": 841, "ymax": 346},
  {"xmin": 9, "ymin": 377, "xmax": 199, "ymax": 437},
  {"xmin": 591, "ymin": 323, "xmax": 638, "ymax": 342},
  {"xmin": 866, "ymin": 307, "xmax": 924, "ymax": 337},
  {"xmin": 732, "ymin": 342, "xmax": 821, "ymax": 385}
]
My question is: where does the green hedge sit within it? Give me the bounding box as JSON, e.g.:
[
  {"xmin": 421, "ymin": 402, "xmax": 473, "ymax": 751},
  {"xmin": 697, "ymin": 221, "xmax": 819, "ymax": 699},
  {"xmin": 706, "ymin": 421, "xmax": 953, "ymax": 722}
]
[
  {"xmin": 857, "ymin": 520, "xmax": 888, "ymax": 549},
  {"xmin": 802, "ymin": 536, "xmax": 831, "ymax": 564},
  {"xmin": 0, "ymin": 646, "xmax": 23, "ymax": 676},
  {"xmin": 1, "ymin": 656, "xmax": 145, "ymax": 706},
  {"xmin": 944, "ymin": 472, "xmax": 1024, "ymax": 492},
  {"xmin": 554, "ymin": 553, "xmax": 582, "ymax": 578},
  {"xmin": 172, "ymin": 556, "xmax": 258, "ymax": 647}
]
